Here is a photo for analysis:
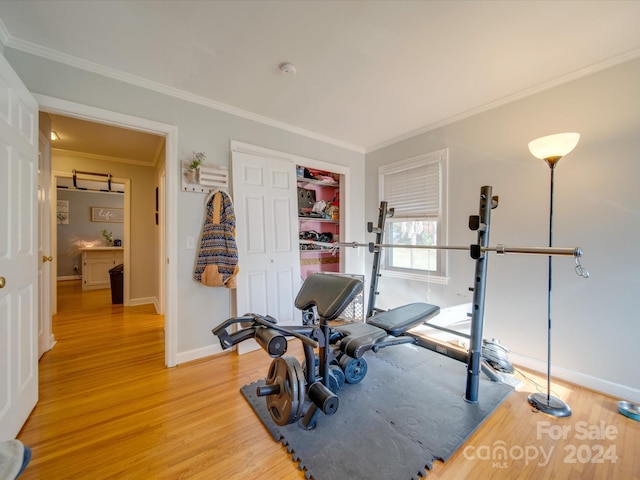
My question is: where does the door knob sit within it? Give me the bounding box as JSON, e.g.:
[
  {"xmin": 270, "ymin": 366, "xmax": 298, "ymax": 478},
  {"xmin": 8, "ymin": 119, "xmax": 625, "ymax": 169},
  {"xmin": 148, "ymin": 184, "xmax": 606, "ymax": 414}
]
[
  {"xmin": 42, "ymin": 255, "xmax": 53, "ymax": 263},
  {"xmin": 0, "ymin": 277, "xmax": 5, "ymax": 288}
]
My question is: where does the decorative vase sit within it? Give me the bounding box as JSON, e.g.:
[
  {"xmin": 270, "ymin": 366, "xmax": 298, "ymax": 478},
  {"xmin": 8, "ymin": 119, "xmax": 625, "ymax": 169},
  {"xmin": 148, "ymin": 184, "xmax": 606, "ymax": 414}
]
[{"xmin": 185, "ymin": 167, "xmax": 199, "ymax": 184}]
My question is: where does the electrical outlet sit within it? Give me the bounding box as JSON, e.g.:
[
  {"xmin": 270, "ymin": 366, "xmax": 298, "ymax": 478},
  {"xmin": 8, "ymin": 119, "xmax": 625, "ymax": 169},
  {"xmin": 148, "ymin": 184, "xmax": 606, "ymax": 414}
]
[{"xmin": 73, "ymin": 264, "xmax": 78, "ymax": 273}]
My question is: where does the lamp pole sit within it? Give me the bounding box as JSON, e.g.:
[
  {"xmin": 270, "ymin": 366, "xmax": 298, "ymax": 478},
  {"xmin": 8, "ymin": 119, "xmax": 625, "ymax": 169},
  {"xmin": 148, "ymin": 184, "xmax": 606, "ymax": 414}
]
[
  {"xmin": 546, "ymin": 161, "xmax": 555, "ymax": 405},
  {"xmin": 527, "ymin": 132, "xmax": 580, "ymax": 416},
  {"xmin": 527, "ymin": 153, "xmax": 572, "ymax": 417}
]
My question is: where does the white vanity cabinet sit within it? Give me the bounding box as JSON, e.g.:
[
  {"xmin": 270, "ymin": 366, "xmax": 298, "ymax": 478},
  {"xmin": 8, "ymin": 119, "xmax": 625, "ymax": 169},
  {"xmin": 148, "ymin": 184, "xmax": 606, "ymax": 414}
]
[{"xmin": 81, "ymin": 247, "xmax": 124, "ymax": 291}]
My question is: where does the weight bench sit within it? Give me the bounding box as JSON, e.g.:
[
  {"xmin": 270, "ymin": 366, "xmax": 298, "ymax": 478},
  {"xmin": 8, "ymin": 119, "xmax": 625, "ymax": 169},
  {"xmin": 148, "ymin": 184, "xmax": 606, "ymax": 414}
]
[
  {"xmin": 211, "ymin": 273, "xmax": 440, "ymax": 428},
  {"xmin": 332, "ymin": 302, "xmax": 440, "ymax": 359}
]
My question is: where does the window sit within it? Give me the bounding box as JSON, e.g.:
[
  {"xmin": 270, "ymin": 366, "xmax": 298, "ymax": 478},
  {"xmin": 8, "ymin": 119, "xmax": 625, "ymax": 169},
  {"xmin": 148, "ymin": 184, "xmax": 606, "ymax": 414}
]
[{"xmin": 379, "ymin": 149, "xmax": 448, "ymax": 282}]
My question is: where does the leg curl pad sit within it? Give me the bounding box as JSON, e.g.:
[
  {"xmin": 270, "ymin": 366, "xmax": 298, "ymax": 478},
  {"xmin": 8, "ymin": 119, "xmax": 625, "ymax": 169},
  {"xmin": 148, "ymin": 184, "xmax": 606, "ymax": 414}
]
[
  {"xmin": 308, "ymin": 381, "xmax": 339, "ymax": 416},
  {"xmin": 255, "ymin": 327, "xmax": 288, "ymax": 357}
]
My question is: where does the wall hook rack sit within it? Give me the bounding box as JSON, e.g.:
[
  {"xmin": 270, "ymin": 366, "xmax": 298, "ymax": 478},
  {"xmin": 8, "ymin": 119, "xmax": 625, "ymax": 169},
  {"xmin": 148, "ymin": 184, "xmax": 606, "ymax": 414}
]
[{"xmin": 181, "ymin": 162, "xmax": 229, "ymax": 194}]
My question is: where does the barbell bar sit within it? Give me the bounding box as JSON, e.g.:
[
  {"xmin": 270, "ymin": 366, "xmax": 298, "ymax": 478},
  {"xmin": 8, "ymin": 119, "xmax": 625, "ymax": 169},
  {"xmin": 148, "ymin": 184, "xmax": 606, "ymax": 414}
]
[{"xmin": 324, "ymin": 241, "xmax": 582, "ymax": 258}]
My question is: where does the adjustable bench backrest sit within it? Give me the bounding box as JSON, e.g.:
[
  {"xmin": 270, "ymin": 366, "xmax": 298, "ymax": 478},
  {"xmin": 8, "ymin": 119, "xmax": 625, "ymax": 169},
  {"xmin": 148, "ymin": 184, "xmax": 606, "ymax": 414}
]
[{"xmin": 295, "ymin": 273, "xmax": 363, "ymax": 321}]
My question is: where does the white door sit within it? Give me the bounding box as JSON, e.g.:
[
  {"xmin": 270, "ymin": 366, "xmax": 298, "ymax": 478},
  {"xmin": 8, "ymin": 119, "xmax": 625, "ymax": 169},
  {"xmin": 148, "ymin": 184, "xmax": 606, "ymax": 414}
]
[
  {"xmin": 0, "ymin": 53, "xmax": 39, "ymax": 440},
  {"xmin": 38, "ymin": 132, "xmax": 53, "ymax": 357},
  {"xmin": 231, "ymin": 151, "xmax": 301, "ymax": 354}
]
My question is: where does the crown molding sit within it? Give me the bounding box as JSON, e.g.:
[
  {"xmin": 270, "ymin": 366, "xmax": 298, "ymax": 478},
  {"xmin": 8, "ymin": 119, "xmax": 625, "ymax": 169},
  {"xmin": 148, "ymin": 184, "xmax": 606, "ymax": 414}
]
[
  {"xmin": 367, "ymin": 47, "xmax": 640, "ymax": 153},
  {"xmin": 3, "ymin": 33, "xmax": 365, "ymax": 154},
  {"xmin": 4, "ymin": 21, "xmax": 638, "ymax": 156}
]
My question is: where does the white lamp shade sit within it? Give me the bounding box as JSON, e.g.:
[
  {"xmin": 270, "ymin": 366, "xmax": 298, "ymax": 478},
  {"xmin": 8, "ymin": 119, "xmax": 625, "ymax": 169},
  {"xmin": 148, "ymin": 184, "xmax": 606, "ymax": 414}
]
[{"xmin": 528, "ymin": 132, "xmax": 580, "ymax": 160}]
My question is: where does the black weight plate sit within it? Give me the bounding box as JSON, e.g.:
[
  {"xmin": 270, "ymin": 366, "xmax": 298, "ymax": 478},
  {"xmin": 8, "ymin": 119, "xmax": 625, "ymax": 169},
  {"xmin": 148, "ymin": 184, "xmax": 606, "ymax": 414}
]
[
  {"xmin": 264, "ymin": 356, "xmax": 305, "ymax": 426},
  {"xmin": 339, "ymin": 356, "xmax": 368, "ymax": 384},
  {"xmin": 329, "ymin": 364, "xmax": 345, "ymax": 391},
  {"xmin": 327, "ymin": 370, "xmax": 340, "ymax": 394}
]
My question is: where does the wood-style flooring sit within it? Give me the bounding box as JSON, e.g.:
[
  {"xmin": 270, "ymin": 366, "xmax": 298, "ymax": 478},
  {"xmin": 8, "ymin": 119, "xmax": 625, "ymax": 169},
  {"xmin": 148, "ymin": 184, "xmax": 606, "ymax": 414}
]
[{"xmin": 16, "ymin": 280, "xmax": 639, "ymax": 479}]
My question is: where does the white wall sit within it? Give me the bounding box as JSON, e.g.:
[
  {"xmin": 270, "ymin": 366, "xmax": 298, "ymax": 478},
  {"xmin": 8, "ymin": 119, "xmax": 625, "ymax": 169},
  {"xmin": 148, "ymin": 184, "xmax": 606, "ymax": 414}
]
[
  {"xmin": 4, "ymin": 48, "xmax": 366, "ymax": 361},
  {"xmin": 365, "ymin": 58, "xmax": 640, "ymax": 402}
]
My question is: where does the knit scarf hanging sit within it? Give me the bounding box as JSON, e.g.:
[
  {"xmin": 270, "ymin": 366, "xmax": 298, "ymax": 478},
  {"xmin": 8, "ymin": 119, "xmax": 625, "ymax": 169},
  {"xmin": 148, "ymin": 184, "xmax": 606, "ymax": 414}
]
[{"xmin": 193, "ymin": 190, "xmax": 239, "ymax": 288}]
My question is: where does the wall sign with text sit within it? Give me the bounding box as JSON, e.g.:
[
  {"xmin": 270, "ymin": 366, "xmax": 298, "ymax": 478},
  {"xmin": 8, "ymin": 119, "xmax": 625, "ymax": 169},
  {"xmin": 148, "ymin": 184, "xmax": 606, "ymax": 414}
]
[{"xmin": 91, "ymin": 207, "xmax": 124, "ymax": 223}]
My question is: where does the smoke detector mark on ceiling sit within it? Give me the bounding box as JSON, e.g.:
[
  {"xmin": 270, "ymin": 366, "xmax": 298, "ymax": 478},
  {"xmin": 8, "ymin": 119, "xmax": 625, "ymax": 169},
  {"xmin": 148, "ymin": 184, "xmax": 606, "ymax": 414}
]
[{"xmin": 279, "ymin": 63, "xmax": 297, "ymax": 76}]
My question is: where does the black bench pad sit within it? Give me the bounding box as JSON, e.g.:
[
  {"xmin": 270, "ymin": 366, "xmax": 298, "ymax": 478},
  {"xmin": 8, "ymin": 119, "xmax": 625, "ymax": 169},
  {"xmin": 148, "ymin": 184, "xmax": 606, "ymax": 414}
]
[
  {"xmin": 294, "ymin": 273, "xmax": 363, "ymax": 321},
  {"xmin": 333, "ymin": 303, "xmax": 440, "ymax": 359},
  {"xmin": 333, "ymin": 322, "xmax": 388, "ymax": 359},
  {"xmin": 368, "ymin": 302, "xmax": 440, "ymax": 335}
]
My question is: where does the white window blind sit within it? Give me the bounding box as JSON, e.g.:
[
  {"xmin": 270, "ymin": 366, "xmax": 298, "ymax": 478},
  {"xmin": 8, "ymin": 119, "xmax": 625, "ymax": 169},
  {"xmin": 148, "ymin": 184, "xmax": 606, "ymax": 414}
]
[
  {"xmin": 378, "ymin": 149, "xmax": 449, "ymax": 282},
  {"xmin": 381, "ymin": 156, "xmax": 441, "ymax": 217}
]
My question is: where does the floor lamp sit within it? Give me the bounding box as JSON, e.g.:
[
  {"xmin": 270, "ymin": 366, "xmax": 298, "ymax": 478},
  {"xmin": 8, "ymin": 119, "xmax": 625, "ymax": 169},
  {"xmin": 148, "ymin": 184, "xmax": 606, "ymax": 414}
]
[{"xmin": 527, "ymin": 132, "xmax": 580, "ymax": 417}]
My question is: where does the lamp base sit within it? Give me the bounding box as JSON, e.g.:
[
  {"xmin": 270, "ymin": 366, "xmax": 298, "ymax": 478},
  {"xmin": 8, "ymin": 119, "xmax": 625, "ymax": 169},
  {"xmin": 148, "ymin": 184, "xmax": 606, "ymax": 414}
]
[{"xmin": 528, "ymin": 392, "xmax": 572, "ymax": 417}]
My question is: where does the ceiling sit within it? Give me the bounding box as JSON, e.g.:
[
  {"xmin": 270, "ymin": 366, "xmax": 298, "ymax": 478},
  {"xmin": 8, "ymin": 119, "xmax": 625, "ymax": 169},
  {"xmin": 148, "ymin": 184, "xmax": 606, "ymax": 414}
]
[
  {"xmin": 2, "ymin": 0, "xmax": 640, "ymax": 157},
  {"xmin": 47, "ymin": 114, "xmax": 165, "ymax": 167}
]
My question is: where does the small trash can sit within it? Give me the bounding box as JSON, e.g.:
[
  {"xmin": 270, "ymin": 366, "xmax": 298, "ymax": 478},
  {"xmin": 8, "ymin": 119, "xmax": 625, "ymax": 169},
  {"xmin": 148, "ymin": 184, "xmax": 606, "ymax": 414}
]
[{"xmin": 109, "ymin": 264, "xmax": 124, "ymax": 304}]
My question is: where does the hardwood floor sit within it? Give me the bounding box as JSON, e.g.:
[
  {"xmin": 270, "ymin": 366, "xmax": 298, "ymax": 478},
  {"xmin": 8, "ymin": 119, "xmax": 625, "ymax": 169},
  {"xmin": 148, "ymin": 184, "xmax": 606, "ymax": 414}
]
[{"xmin": 17, "ymin": 281, "xmax": 639, "ymax": 479}]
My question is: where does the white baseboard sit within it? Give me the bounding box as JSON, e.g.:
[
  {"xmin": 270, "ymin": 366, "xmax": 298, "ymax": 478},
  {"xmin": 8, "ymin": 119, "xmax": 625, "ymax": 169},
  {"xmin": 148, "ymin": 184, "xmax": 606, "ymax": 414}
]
[
  {"xmin": 172, "ymin": 342, "xmax": 640, "ymax": 404},
  {"xmin": 175, "ymin": 334, "xmax": 260, "ymax": 365},
  {"xmin": 509, "ymin": 352, "xmax": 640, "ymax": 404},
  {"xmin": 57, "ymin": 275, "xmax": 81, "ymax": 281},
  {"xmin": 237, "ymin": 338, "xmax": 261, "ymax": 355},
  {"xmin": 175, "ymin": 343, "xmax": 225, "ymax": 365},
  {"xmin": 129, "ymin": 296, "xmax": 157, "ymax": 307}
]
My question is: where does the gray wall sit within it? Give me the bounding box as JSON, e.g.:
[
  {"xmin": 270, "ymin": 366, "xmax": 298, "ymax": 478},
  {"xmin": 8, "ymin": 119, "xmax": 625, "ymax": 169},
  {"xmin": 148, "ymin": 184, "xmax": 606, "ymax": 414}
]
[
  {"xmin": 4, "ymin": 47, "xmax": 366, "ymax": 359},
  {"xmin": 56, "ymin": 189, "xmax": 124, "ymax": 277},
  {"xmin": 366, "ymin": 58, "xmax": 640, "ymax": 401}
]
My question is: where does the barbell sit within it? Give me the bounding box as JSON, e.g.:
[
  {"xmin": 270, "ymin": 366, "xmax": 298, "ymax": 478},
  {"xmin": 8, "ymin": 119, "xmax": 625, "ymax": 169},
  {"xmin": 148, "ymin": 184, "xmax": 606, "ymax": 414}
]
[{"xmin": 328, "ymin": 241, "xmax": 582, "ymax": 258}]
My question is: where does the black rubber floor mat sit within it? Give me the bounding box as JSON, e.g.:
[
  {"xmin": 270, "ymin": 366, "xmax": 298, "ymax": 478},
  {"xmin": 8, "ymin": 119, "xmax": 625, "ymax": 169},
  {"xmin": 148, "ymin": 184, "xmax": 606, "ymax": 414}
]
[{"xmin": 241, "ymin": 343, "xmax": 513, "ymax": 480}]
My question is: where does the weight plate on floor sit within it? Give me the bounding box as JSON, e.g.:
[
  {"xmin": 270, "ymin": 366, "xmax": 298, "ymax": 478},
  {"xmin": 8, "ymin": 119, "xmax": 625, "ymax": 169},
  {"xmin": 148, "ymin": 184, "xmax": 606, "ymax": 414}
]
[
  {"xmin": 329, "ymin": 364, "xmax": 345, "ymax": 391},
  {"xmin": 339, "ymin": 356, "xmax": 368, "ymax": 384},
  {"xmin": 326, "ymin": 369, "xmax": 340, "ymax": 394},
  {"xmin": 264, "ymin": 356, "xmax": 306, "ymax": 426}
]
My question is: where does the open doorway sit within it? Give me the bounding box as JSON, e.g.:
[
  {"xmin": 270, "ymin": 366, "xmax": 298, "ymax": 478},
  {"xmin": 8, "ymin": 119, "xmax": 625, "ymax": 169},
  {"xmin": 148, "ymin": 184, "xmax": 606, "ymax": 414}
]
[
  {"xmin": 54, "ymin": 174, "xmax": 129, "ymax": 301},
  {"xmin": 37, "ymin": 95, "xmax": 178, "ymax": 366},
  {"xmin": 47, "ymin": 113, "xmax": 162, "ymax": 313}
]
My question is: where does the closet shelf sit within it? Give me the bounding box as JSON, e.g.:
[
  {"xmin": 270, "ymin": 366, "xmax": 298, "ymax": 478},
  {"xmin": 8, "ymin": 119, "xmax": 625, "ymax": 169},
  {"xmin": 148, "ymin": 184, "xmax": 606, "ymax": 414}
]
[
  {"xmin": 296, "ymin": 176, "xmax": 339, "ymax": 188},
  {"xmin": 298, "ymin": 216, "xmax": 339, "ymax": 224},
  {"xmin": 300, "ymin": 249, "xmax": 336, "ymax": 255},
  {"xmin": 299, "ymin": 239, "xmax": 338, "ymax": 251}
]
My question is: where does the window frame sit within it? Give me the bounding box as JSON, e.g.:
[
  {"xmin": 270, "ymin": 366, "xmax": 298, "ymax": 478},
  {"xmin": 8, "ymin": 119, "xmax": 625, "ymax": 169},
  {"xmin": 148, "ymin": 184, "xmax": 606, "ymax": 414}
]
[{"xmin": 378, "ymin": 149, "xmax": 449, "ymax": 284}]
